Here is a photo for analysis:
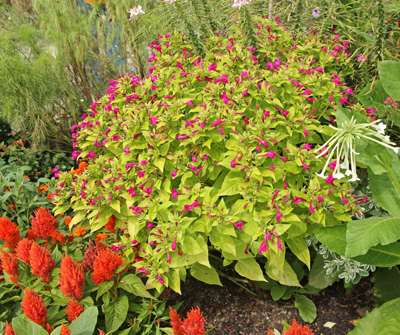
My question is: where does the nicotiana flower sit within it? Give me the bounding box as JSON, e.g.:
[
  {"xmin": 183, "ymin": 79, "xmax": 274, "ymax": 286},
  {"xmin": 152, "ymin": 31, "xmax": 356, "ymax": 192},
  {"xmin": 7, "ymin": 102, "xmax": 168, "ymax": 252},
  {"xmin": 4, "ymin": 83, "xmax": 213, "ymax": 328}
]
[
  {"xmin": 315, "ymin": 117, "xmax": 399, "ymax": 182},
  {"xmin": 232, "ymin": 0, "xmax": 252, "ymax": 9},
  {"xmin": 128, "ymin": 5, "xmax": 145, "ymax": 20}
]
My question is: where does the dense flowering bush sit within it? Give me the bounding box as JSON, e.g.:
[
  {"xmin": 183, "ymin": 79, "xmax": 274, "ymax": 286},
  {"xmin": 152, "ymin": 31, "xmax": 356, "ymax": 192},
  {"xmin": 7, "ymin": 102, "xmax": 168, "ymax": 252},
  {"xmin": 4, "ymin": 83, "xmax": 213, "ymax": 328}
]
[{"xmin": 54, "ymin": 16, "xmax": 367, "ymax": 290}]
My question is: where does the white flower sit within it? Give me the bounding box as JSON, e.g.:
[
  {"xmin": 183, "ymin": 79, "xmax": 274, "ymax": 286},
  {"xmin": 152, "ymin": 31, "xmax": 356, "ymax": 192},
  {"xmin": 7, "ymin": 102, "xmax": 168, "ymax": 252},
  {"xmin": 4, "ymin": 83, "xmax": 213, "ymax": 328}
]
[
  {"xmin": 372, "ymin": 122, "xmax": 386, "ymax": 135},
  {"xmin": 316, "ymin": 172, "xmax": 327, "ymax": 179},
  {"xmin": 128, "ymin": 5, "xmax": 145, "ymax": 20},
  {"xmin": 164, "ymin": 0, "xmax": 176, "ymax": 4},
  {"xmin": 232, "ymin": 0, "xmax": 252, "ymax": 9},
  {"xmin": 333, "ymin": 172, "xmax": 345, "ymax": 180}
]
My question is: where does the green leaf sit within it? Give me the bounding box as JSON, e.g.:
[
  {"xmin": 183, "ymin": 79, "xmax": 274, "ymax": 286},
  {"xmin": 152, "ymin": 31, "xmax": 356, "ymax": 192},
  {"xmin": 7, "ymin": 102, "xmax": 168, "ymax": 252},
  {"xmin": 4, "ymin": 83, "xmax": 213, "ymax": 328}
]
[
  {"xmin": 104, "ymin": 295, "xmax": 129, "ymax": 332},
  {"xmin": 294, "ymin": 294, "xmax": 317, "ymax": 323},
  {"xmin": 378, "ymin": 61, "xmax": 400, "ymax": 100},
  {"xmin": 190, "ymin": 263, "xmax": 222, "ymax": 286},
  {"xmin": 286, "ymin": 237, "xmax": 310, "ymax": 269},
  {"xmin": 345, "ymin": 217, "xmax": 400, "ymax": 257},
  {"xmin": 96, "ymin": 280, "xmax": 114, "ymax": 301},
  {"xmin": 308, "ymin": 254, "xmax": 339, "ymax": 290},
  {"xmin": 12, "ymin": 315, "xmax": 48, "ymax": 335},
  {"xmin": 69, "ymin": 306, "xmax": 99, "ymax": 335},
  {"xmin": 266, "ymin": 259, "xmax": 301, "ymax": 287},
  {"xmin": 234, "ymin": 258, "xmax": 267, "ymax": 282},
  {"xmin": 348, "ymin": 297, "xmax": 400, "ymax": 335},
  {"xmin": 271, "ymin": 285, "xmax": 287, "ymax": 301},
  {"xmin": 110, "ymin": 200, "xmax": 120, "ymax": 213},
  {"xmin": 120, "ymin": 274, "xmax": 154, "ymax": 298},
  {"xmin": 374, "ymin": 267, "xmax": 400, "ymax": 306}
]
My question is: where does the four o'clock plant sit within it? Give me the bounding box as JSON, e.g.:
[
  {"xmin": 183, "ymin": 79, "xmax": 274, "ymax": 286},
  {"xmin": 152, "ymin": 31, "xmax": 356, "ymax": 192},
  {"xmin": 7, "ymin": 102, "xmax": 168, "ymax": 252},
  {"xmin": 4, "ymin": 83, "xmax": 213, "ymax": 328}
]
[{"xmin": 54, "ymin": 16, "xmax": 368, "ymax": 291}]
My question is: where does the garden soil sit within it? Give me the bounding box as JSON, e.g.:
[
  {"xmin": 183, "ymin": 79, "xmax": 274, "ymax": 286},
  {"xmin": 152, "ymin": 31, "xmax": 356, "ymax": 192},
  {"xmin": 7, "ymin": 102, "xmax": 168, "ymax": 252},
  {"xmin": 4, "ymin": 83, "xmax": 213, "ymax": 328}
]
[{"xmin": 168, "ymin": 276, "xmax": 374, "ymax": 335}]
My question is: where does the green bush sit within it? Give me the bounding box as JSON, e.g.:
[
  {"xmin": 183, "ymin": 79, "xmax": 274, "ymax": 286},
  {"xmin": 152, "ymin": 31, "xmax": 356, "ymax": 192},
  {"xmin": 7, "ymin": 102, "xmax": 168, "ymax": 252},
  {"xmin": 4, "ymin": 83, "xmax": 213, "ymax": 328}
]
[{"xmin": 55, "ymin": 16, "xmax": 365, "ymax": 292}]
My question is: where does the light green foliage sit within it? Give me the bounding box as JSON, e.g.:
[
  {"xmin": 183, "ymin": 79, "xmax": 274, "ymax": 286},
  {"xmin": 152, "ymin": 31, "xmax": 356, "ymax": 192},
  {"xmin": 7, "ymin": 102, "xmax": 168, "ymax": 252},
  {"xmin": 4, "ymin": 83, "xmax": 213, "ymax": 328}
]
[{"xmin": 55, "ymin": 17, "xmax": 363, "ymax": 290}]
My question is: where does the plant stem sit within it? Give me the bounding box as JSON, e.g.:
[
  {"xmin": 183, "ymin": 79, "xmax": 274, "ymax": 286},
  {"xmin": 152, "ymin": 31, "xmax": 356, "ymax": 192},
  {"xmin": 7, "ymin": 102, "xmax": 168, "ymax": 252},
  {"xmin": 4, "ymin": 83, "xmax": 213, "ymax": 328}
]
[{"xmin": 216, "ymin": 269, "xmax": 258, "ymax": 297}]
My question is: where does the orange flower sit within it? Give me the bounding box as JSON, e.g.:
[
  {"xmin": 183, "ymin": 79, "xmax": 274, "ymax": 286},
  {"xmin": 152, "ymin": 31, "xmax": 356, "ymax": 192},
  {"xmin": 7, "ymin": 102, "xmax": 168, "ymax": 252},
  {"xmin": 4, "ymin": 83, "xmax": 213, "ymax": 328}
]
[
  {"xmin": 64, "ymin": 217, "xmax": 73, "ymax": 226},
  {"xmin": 66, "ymin": 300, "xmax": 84, "ymax": 323},
  {"xmin": 7, "ymin": 203, "xmax": 15, "ymax": 210},
  {"xmin": 60, "ymin": 324, "xmax": 71, "ymax": 335},
  {"xmin": 0, "ymin": 216, "xmax": 21, "ymax": 249},
  {"xmin": 4, "ymin": 321, "xmax": 15, "ymax": 335},
  {"xmin": 170, "ymin": 307, "xmax": 184, "ymax": 335},
  {"xmin": 281, "ymin": 319, "xmax": 314, "ymax": 335},
  {"xmin": 91, "ymin": 247, "xmax": 124, "ymax": 285},
  {"xmin": 59, "ymin": 255, "xmax": 85, "ymax": 300},
  {"xmin": 16, "ymin": 238, "xmax": 33, "ymax": 265},
  {"xmin": 105, "ymin": 215, "xmax": 116, "ymax": 233},
  {"xmin": 47, "ymin": 193, "xmax": 54, "ymax": 200},
  {"xmin": 72, "ymin": 161, "xmax": 88, "ymax": 176},
  {"xmin": 98, "ymin": 330, "xmax": 106, "ymax": 335},
  {"xmin": 23, "ymin": 175, "xmax": 30, "ymax": 179},
  {"xmin": 29, "ymin": 242, "xmax": 56, "ymax": 283},
  {"xmin": 95, "ymin": 233, "xmax": 108, "ymax": 241},
  {"xmin": 83, "ymin": 240, "xmax": 107, "ymax": 272},
  {"xmin": 181, "ymin": 307, "xmax": 205, "ymax": 335},
  {"xmin": 74, "ymin": 226, "xmax": 86, "ymax": 237},
  {"xmin": 38, "ymin": 185, "xmax": 49, "ymax": 193},
  {"xmin": 26, "ymin": 228, "xmax": 37, "ymax": 240},
  {"xmin": 31, "ymin": 207, "xmax": 58, "ymax": 240},
  {"xmin": 51, "ymin": 231, "xmax": 65, "ymax": 243},
  {"xmin": 0, "ymin": 250, "xmax": 19, "ymax": 282},
  {"xmin": 21, "ymin": 289, "xmax": 48, "ymax": 326}
]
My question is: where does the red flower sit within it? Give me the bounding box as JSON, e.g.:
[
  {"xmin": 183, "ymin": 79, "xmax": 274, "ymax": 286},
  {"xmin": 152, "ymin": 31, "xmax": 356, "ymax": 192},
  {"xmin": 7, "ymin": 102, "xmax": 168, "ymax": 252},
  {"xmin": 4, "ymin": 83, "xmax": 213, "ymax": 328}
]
[
  {"xmin": 91, "ymin": 248, "xmax": 123, "ymax": 285},
  {"xmin": 26, "ymin": 228, "xmax": 37, "ymax": 240},
  {"xmin": 281, "ymin": 319, "xmax": 314, "ymax": 335},
  {"xmin": 59, "ymin": 255, "xmax": 85, "ymax": 300},
  {"xmin": 16, "ymin": 238, "xmax": 33, "ymax": 265},
  {"xmin": 1, "ymin": 250, "xmax": 19, "ymax": 283},
  {"xmin": 182, "ymin": 308, "xmax": 205, "ymax": 335},
  {"xmin": 105, "ymin": 215, "xmax": 116, "ymax": 233},
  {"xmin": 170, "ymin": 307, "xmax": 184, "ymax": 335},
  {"xmin": 29, "ymin": 242, "xmax": 56, "ymax": 283},
  {"xmin": 21, "ymin": 289, "xmax": 48, "ymax": 326},
  {"xmin": 66, "ymin": 300, "xmax": 84, "ymax": 323},
  {"xmin": 4, "ymin": 321, "xmax": 15, "ymax": 335},
  {"xmin": 60, "ymin": 324, "xmax": 71, "ymax": 335},
  {"xmin": 0, "ymin": 217, "xmax": 21, "ymax": 249},
  {"xmin": 83, "ymin": 240, "xmax": 107, "ymax": 272},
  {"xmin": 31, "ymin": 207, "xmax": 58, "ymax": 240},
  {"xmin": 98, "ymin": 330, "xmax": 106, "ymax": 335}
]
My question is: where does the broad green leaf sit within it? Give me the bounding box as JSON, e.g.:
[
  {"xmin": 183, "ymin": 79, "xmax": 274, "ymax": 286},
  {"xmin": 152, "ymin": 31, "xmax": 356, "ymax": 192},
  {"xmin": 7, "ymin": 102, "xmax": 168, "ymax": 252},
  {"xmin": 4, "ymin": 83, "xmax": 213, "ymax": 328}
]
[
  {"xmin": 104, "ymin": 295, "xmax": 129, "ymax": 332},
  {"xmin": 110, "ymin": 200, "xmax": 120, "ymax": 213},
  {"xmin": 190, "ymin": 263, "xmax": 222, "ymax": 286},
  {"xmin": 69, "ymin": 306, "xmax": 98, "ymax": 335},
  {"xmin": 266, "ymin": 259, "xmax": 301, "ymax": 287},
  {"xmin": 96, "ymin": 280, "xmax": 114, "ymax": 300},
  {"xmin": 271, "ymin": 285, "xmax": 287, "ymax": 301},
  {"xmin": 378, "ymin": 61, "xmax": 400, "ymax": 100},
  {"xmin": 234, "ymin": 258, "xmax": 267, "ymax": 282},
  {"xmin": 120, "ymin": 274, "xmax": 154, "ymax": 298},
  {"xmin": 308, "ymin": 254, "xmax": 339, "ymax": 290},
  {"xmin": 286, "ymin": 237, "xmax": 310, "ymax": 269},
  {"xmin": 294, "ymin": 294, "xmax": 317, "ymax": 323},
  {"xmin": 12, "ymin": 315, "xmax": 48, "ymax": 335},
  {"xmin": 374, "ymin": 267, "xmax": 400, "ymax": 306},
  {"xmin": 346, "ymin": 217, "xmax": 400, "ymax": 257}
]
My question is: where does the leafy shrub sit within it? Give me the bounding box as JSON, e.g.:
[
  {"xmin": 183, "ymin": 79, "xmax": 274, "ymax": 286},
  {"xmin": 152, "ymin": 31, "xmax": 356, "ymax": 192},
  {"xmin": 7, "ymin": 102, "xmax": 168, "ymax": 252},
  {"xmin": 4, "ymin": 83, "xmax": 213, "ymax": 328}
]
[{"xmin": 54, "ymin": 16, "xmax": 365, "ymax": 292}]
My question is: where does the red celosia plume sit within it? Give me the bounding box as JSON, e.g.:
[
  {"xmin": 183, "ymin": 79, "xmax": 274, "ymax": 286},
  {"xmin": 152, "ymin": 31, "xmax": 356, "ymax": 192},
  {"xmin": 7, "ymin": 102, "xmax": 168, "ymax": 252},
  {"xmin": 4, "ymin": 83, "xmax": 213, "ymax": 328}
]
[
  {"xmin": 30, "ymin": 207, "xmax": 58, "ymax": 240},
  {"xmin": 60, "ymin": 324, "xmax": 71, "ymax": 335},
  {"xmin": 83, "ymin": 240, "xmax": 107, "ymax": 272},
  {"xmin": 66, "ymin": 300, "xmax": 85, "ymax": 323},
  {"xmin": 29, "ymin": 242, "xmax": 56, "ymax": 283},
  {"xmin": 59, "ymin": 255, "xmax": 85, "ymax": 300},
  {"xmin": 170, "ymin": 307, "xmax": 205, "ymax": 335},
  {"xmin": 1, "ymin": 250, "xmax": 19, "ymax": 283},
  {"xmin": 105, "ymin": 215, "xmax": 116, "ymax": 233},
  {"xmin": 269, "ymin": 319, "xmax": 314, "ymax": 335},
  {"xmin": 170, "ymin": 306, "xmax": 184, "ymax": 335},
  {"xmin": 16, "ymin": 238, "xmax": 33, "ymax": 265},
  {"xmin": 21, "ymin": 289, "xmax": 48, "ymax": 326},
  {"xmin": 4, "ymin": 321, "xmax": 15, "ymax": 335},
  {"xmin": 0, "ymin": 216, "xmax": 21, "ymax": 249},
  {"xmin": 91, "ymin": 247, "xmax": 123, "ymax": 285}
]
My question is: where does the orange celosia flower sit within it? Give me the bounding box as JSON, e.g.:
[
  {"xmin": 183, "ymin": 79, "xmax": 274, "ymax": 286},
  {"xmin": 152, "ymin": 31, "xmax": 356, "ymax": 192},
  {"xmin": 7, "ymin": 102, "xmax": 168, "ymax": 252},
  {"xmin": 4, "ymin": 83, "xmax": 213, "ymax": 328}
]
[
  {"xmin": 59, "ymin": 255, "xmax": 85, "ymax": 300},
  {"xmin": 44, "ymin": 323, "xmax": 54, "ymax": 334},
  {"xmin": 23, "ymin": 175, "xmax": 30, "ymax": 179},
  {"xmin": 83, "ymin": 240, "xmax": 107, "ymax": 272},
  {"xmin": 21, "ymin": 289, "xmax": 48, "ymax": 326},
  {"xmin": 7, "ymin": 203, "xmax": 15, "ymax": 210},
  {"xmin": 64, "ymin": 217, "xmax": 73, "ymax": 226},
  {"xmin": 0, "ymin": 216, "xmax": 21, "ymax": 249},
  {"xmin": 1, "ymin": 250, "xmax": 19, "ymax": 278},
  {"xmin": 98, "ymin": 330, "xmax": 106, "ymax": 335},
  {"xmin": 60, "ymin": 324, "xmax": 71, "ymax": 335},
  {"xmin": 105, "ymin": 215, "xmax": 116, "ymax": 233},
  {"xmin": 26, "ymin": 228, "xmax": 37, "ymax": 240},
  {"xmin": 66, "ymin": 300, "xmax": 85, "ymax": 323},
  {"xmin": 38, "ymin": 185, "xmax": 49, "ymax": 193},
  {"xmin": 95, "ymin": 233, "xmax": 108, "ymax": 241},
  {"xmin": 31, "ymin": 207, "xmax": 58, "ymax": 240},
  {"xmin": 181, "ymin": 307, "xmax": 205, "ymax": 335},
  {"xmin": 281, "ymin": 319, "xmax": 314, "ymax": 335},
  {"xmin": 74, "ymin": 226, "xmax": 86, "ymax": 237},
  {"xmin": 91, "ymin": 248, "xmax": 124, "ymax": 285},
  {"xmin": 29, "ymin": 242, "xmax": 56, "ymax": 283},
  {"xmin": 72, "ymin": 161, "xmax": 88, "ymax": 176},
  {"xmin": 47, "ymin": 193, "xmax": 54, "ymax": 200},
  {"xmin": 16, "ymin": 238, "xmax": 33, "ymax": 265},
  {"xmin": 4, "ymin": 321, "xmax": 15, "ymax": 335},
  {"xmin": 51, "ymin": 231, "xmax": 65, "ymax": 243},
  {"xmin": 170, "ymin": 307, "xmax": 185, "ymax": 335}
]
